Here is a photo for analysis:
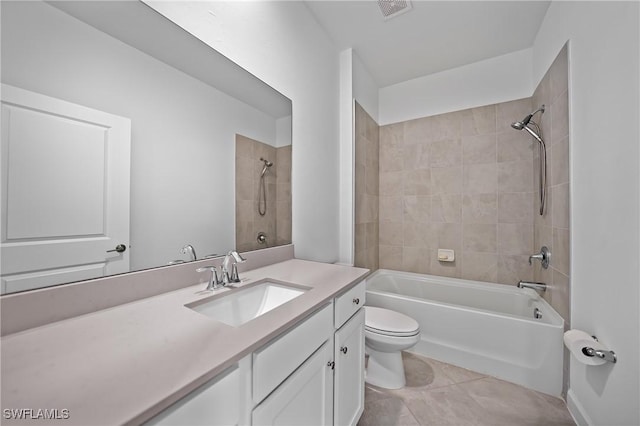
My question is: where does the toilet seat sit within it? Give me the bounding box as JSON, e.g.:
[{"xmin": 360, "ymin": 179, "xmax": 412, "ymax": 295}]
[{"xmin": 365, "ymin": 306, "xmax": 420, "ymax": 337}]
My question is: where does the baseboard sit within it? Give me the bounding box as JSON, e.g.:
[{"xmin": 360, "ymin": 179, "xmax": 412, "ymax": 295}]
[{"xmin": 567, "ymin": 388, "xmax": 592, "ymax": 426}]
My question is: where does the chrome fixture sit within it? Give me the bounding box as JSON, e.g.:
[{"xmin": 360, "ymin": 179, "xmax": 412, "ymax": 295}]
[
  {"xmin": 258, "ymin": 158, "xmax": 273, "ymax": 216},
  {"xmin": 517, "ymin": 281, "xmax": 547, "ymax": 292},
  {"xmin": 533, "ymin": 308, "xmax": 542, "ymax": 319},
  {"xmin": 196, "ymin": 265, "xmax": 222, "ymax": 291},
  {"xmin": 257, "ymin": 232, "xmax": 267, "ymax": 245},
  {"xmin": 180, "ymin": 244, "xmax": 197, "ymax": 261},
  {"xmin": 582, "ymin": 346, "xmax": 617, "ymax": 364},
  {"xmin": 529, "ymin": 246, "xmax": 551, "ymax": 269},
  {"xmin": 511, "ymin": 105, "xmax": 547, "ymax": 215},
  {"xmin": 106, "ymin": 244, "xmax": 127, "ymax": 253},
  {"xmin": 222, "ymin": 250, "xmax": 246, "ymax": 285}
]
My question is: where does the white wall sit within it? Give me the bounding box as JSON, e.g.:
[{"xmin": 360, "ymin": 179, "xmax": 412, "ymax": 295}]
[
  {"xmin": 378, "ymin": 48, "xmax": 533, "ymax": 125},
  {"xmin": 1, "ymin": 1, "xmax": 278, "ymax": 270},
  {"xmin": 338, "ymin": 49, "xmax": 355, "ymax": 265},
  {"xmin": 353, "ymin": 52, "xmax": 379, "ymax": 123},
  {"xmin": 337, "ymin": 49, "xmax": 380, "ymax": 265},
  {"xmin": 146, "ymin": 1, "xmax": 341, "ymax": 263},
  {"xmin": 532, "ymin": 2, "xmax": 640, "ymax": 425},
  {"xmin": 276, "ymin": 116, "xmax": 292, "ymax": 148}
]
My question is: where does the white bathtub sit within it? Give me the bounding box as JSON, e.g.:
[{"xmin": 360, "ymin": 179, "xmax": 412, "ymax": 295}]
[{"xmin": 366, "ymin": 269, "xmax": 564, "ymax": 396}]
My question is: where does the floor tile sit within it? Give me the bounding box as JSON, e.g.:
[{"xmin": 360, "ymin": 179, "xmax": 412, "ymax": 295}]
[
  {"xmin": 404, "ymin": 385, "xmax": 484, "ymax": 425},
  {"xmin": 365, "ymin": 383, "xmax": 398, "ymax": 404},
  {"xmin": 360, "ymin": 352, "xmax": 575, "ymax": 426},
  {"xmin": 423, "ymin": 356, "xmax": 486, "ymax": 384},
  {"xmin": 358, "ymin": 397, "xmax": 420, "ymax": 426},
  {"xmin": 458, "ymin": 377, "xmax": 575, "ymax": 426}
]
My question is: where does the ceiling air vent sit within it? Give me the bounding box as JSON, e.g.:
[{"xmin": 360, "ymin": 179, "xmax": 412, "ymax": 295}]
[{"xmin": 378, "ymin": 0, "xmax": 412, "ymax": 20}]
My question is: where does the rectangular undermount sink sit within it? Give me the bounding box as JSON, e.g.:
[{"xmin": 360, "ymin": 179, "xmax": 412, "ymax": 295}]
[{"xmin": 188, "ymin": 281, "xmax": 307, "ymax": 327}]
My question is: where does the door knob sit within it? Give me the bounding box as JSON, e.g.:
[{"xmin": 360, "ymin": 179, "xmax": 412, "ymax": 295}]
[
  {"xmin": 107, "ymin": 244, "xmax": 127, "ymax": 253},
  {"xmin": 340, "ymin": 346, "xmax": 348, "ymax": 354}
]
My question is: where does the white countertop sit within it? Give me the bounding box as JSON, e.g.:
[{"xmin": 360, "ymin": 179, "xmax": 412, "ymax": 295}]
[{"xmin": 0, "ymin": 259, "xmax": 368, "ymax": 425}]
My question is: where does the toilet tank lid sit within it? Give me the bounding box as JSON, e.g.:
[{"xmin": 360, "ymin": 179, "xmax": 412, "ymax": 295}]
[{"xmin": 364, "ymin": 306, "xmax": 420, "ymax": 334}]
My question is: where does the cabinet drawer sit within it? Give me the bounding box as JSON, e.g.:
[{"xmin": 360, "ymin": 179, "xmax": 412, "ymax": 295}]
[
  {"xmin": 334, "ymin": 280, "xmax": 366, "ymax": 328},
  {"xmin": 253, "ymin": 303, "xmax": 333, "ymax": 404}
]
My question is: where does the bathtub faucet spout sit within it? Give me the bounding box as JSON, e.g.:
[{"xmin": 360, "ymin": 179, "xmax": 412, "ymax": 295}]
[{"xmin": 517, "ymin": 281, "xmax": 546, "ymax": 292}]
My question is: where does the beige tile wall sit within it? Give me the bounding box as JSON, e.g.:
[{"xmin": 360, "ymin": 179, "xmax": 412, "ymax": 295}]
[
  {"xmin": 359, "ymin": 46, "xmax": 571, "ymax": 396},
  {"xmin": 235, "ymin": 135, "xmax": 291, "ymax": 252},
  {"xmin": 275, "ymin": 145, "xmax": 292, "ymax": 246},
  {"xmin": 378, "ymin": 99, "xmax": 539, "ymax": 285},
  {"xmin": 531, "ymin": 45, "xmax": 570, "ymax": 395},
  {"xmin": 354, "ymin": 102, "xmax": 379, "ymax": 270},
  {"xmin": 532, "ymin": 45, "xmax": 570, "ymax": 325}
]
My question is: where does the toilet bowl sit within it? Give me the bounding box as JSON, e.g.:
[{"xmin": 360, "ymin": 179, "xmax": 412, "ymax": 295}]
[{"xmin": 364, "ymin": 306, "xmax": 420, "ymax": 389}]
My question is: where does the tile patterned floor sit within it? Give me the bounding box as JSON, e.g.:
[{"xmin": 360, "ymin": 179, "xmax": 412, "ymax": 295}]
[{"xmin": 358, "ymin": 352, "xmax": 575, "ymax": 426}]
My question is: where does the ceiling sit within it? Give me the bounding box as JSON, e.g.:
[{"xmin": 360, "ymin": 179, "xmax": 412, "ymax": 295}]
[{"xmin": 305, "ymin": 1, "xmax": 551, "ymax": 88}]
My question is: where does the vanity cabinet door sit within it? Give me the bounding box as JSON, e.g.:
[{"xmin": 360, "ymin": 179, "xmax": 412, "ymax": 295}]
[
  {"xmin": 334, "ymin": 308, "xmax": 365, "ymax": 426},
  {"xmin": 144, "ymin": 364, "xmax": 242, "ymax": 426},
  {"xmin": 252, "ymin": 340, "xmax": 333, "ymax": 426}
]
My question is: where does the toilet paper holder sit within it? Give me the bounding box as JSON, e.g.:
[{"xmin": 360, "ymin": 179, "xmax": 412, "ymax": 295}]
[{"xmin": 582, "ymin": 336, "xmax": 617, "ymax": 364}]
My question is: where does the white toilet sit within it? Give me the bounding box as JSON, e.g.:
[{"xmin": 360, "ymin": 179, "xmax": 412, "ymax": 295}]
[{"xmin": 364, "ymin": 306, "xmax": 420, "ymax": 389}]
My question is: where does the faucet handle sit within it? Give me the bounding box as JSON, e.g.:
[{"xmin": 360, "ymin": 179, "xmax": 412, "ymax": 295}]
[
  {"xmin": 528, "ymin": 246, "xmax": 550, "ymax": 269},
  {"xmin": 221, "ymin": 270, "xmax": 231, "ymax": 286},
  {"xmin": 230, "ymin": 264, "xmax": 241, "ymax": 283},
  {"xmin": 196, "ymin": 266, "xmax": 221, "ymax": 291}
]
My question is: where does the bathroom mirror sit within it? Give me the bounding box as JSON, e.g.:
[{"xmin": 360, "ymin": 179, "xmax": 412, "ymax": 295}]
[{"xmin": 0, "ymin": 0, "xmax": 292, "ymax": 295}]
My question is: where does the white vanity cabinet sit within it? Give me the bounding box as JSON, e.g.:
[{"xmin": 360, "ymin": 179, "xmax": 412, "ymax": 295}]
[
  {"xmin": 252, "ymin": 304, "xmax": 334, "ymax": 404},
  {"xmin": 146, "ymin": 280, "xmax": 366, "ymax": 426},
  {"xmin": 333, "ymin": 308, "xmax": 365, "ymax": 426},
  {"xmin": 144, "ymin": 361, "xmax": 250, "ymax": 426},
  {"xmin": 252, "ymin": 341, "xmax": 334, "ymax": 425},
  {"xmin": 332, "ymin": 281, "xmax": 366, "ymax": 426}
]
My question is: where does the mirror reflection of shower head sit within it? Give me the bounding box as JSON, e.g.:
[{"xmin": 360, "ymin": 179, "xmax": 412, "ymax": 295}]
[{"xmin": 260, "ymin": 157, "xmax": 273, "ymax": 178}]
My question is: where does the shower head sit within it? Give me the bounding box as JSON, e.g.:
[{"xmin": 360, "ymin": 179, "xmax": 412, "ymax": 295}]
[
  {"xmin": 511, "ymin": 105, "xmax": 545, "ymax": 131},
  {"xmin": 260, "ymin": 157, "xmax": 273, "ymax": 178}
]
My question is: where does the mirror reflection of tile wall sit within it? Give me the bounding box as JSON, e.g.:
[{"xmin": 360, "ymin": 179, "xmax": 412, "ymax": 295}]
[
  {"xmin": 354, "ymin": 102, "xmax": 380, "ymax": 270},
  {"xmin": 235, "ymin": 135, "xmax": 291, "ymax": 251}
]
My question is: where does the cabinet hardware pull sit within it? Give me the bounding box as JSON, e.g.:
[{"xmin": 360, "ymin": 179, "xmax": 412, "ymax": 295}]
[
  {"xmin": 340, "ymin": 346, "xmax": 348, "ymax": 354},
  {"xmin": 327, "ymin": 361, "xmax": 335, "ymax": 370},
  {"xmin": 107, "ymin": 244, "xmax": 127, "ymax": 253},
  {"xmin": 352, "ymin": 298, "xmax": 360, "ymax": 305}
]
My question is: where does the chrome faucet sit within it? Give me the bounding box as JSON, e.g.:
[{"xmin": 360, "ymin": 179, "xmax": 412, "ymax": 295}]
[
  {"xmin": 528, "ymin": 246, "xmax": 550, "ymax": 269},
  {"xmin": 517, "ymin": 281, "xmax": 547, "ymax": 292},
  {"xmin": 197, "ymin": 266, "xmax": 222, "ymax": 291},
  {"xmin": 180, "ymin": 244, "xmax": 197, "ymax": 261},
  {"xmin": 221, "ymin": 250, "xmax": 246, "ymax": 285}
]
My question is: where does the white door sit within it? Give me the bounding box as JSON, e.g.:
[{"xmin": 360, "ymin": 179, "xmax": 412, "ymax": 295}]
[
  {"xmin": 1, "ymin": 84, "xmax": 131, "ymax": 294},
  {"xmin": 334, "ymin": 308, "xmax": 365, "ymax": 426},
  {"xmin": 252, "ymin": 340, "xmax": 334, "ymax": 426}
]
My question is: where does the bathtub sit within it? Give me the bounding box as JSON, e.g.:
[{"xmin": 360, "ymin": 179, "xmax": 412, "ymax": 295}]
[{"xmin": 366, "ymin": 269, "xmax": 564, "ymax": 396}]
